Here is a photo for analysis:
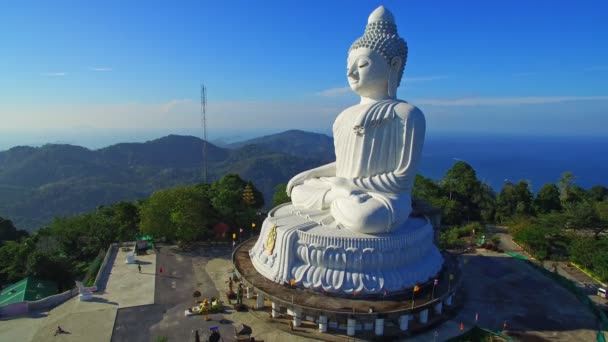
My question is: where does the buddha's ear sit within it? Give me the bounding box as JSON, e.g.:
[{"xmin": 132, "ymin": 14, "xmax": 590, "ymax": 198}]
[{"xmin": 390, "ymin": 56, "xmax": 402, "ymax": 71}]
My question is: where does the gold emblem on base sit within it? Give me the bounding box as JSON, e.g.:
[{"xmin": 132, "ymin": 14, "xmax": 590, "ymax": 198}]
[{"xmin": 265, "ymin": 224, "xmax": 277, "ymax": 255}]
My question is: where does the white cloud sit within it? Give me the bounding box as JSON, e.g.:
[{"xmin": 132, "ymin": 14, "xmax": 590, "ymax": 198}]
[
  {"xmin": 317, "ymin": 86, "xmax": 352, "ymax": 97},
  {"xmin": 160, "ymin": 99, "xmax": 194, "ymax": 113},
  {"xmin": 0, "ymin": 99, "xmax": 343, "ymax": 132},
  {"xmin": 318, "ymin": 76, "xmax": 446, "ymax": 97},
  {"xmin": 89, "ymin": 67, "xmax": 112, "ymax": 72},
  {"xmin": 415, "ymin": 96, "xmax": 608, "ymax": 107},
  {"xmin": 2, "ymin": 96, "xmax": 608, "ymax": 137},
  {"xmin": 41, "ymin": 72, "xmax": 66, "ymax": 77}
]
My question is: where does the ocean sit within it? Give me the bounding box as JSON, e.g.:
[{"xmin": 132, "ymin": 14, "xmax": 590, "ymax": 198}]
[
  {"xmin": 1, "ymin": 131, "xmax": 606, "ymax": 193},
  {"xmin": 420, "ymin": 133, "xmax": 608, "ymax": 192}
]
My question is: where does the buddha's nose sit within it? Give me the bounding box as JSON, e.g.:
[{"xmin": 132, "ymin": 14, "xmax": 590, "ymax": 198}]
[{"xmin": 347, "ymin": 64, "xmax": 358, "ymax": 78}]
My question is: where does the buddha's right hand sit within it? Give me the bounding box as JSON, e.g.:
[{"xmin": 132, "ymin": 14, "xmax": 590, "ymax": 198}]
[{"xmin": 286, "ymin": 170, "xmax": 315, "ymax": 196}]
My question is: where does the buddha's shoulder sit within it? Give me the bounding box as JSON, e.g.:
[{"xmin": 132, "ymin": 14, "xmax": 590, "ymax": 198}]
[{"xmin": 394, "ymin": 101, "xmax": 424, "ymax": 119}]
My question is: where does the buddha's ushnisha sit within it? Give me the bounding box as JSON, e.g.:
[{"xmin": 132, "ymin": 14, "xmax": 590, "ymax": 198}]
[{"xmin": 287, "ymin": 6, "xmax": 425, "ymax": 234}]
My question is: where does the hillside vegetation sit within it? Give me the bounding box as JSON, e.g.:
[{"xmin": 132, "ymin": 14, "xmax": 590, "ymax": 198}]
[{"xmin": 0, "ymin": 131, "xmax": 333, "ymax": 231}]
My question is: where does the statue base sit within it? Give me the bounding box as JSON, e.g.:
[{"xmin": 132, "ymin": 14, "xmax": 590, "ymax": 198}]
[{"xmin": 249, "ymin": 203, "xmax": 443, "ymax": 296}]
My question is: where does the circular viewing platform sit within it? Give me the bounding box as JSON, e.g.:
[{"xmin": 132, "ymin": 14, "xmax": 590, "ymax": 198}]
[{"xmin": 233, "ymin": 238, "xmax": 464, "ymax": 339}]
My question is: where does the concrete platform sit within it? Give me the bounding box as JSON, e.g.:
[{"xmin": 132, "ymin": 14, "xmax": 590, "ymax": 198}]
[
  {"xmin": 105, "ymin": 247, "xmax": 156, "ymax": 308},
  {"xmin": 0, "ymin": 246, "xmax": 157, "ymax": 342}
]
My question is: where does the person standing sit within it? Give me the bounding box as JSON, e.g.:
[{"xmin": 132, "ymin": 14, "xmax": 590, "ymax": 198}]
[{"xmin": 138, "ymin": 264, "xmax": 141, "ymax": 273}]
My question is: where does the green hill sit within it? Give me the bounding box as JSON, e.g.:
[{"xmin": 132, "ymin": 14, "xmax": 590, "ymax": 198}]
[
  {"xmin": 0, "ymin": 132, "xmax": 334, "ymax": 231},
  {"xmin": 227, "ymin": 129, "xmax": 335, "ymax": 161}
]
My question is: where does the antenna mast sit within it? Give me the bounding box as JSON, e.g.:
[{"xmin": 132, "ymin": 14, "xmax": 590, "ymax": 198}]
[{"xmin": 201, "ymin": 84, "xmax": 208, "ymax": 183}]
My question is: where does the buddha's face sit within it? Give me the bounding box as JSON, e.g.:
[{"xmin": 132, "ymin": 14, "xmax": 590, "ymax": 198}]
[{"xmin": 347, "ymin": 48, "xmax": 391, "ymax": 99}]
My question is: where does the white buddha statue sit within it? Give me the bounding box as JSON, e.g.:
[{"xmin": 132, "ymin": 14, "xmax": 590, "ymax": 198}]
[{"xmin": 287, "ymin": 6, "xmax": 425, "ymax": 234}]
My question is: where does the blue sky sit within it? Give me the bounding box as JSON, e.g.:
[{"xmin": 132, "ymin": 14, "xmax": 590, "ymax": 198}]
[{"xmin": 0, "ymin": 0, "xmax": 607, "ymax": 148}]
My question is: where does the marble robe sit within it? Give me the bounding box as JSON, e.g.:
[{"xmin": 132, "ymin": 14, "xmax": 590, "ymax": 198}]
[{"xmin": 291, "ymin": 100, "xmax": 425, "ymax": 233}]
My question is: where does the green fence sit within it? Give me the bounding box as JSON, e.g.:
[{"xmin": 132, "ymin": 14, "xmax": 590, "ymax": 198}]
[
  {"xmin": 478, "ymin": 327, "xmax": 513, "ymax": 341},
  {"xmin": 504, "ymin": 252, "xmax": 527, "ymax": 260},
  {"xmin": 505, "ymin": 253, "xmax": 607, "ymax": 341}
]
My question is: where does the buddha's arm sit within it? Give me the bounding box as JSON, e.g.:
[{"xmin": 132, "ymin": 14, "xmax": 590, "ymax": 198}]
[
  {"xmin": 286, "ymin": 162, "xmax": 336, "ymax": 195},
  {"xmin": 352, "ymin": 106, "xmax": 425, "ymax": 193}
]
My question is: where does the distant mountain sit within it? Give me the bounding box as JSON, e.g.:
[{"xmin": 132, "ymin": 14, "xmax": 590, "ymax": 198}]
[
  {"xmin": 0, "ymin": 132, "xmax": 334, "ymax": 231},
  {"xmin": 210, "ymin": 135, "xmax": 249, "ymax": 147},
  {"xmin": 227, "ymin": 130, "xmax": 335, "ymax": 161}
]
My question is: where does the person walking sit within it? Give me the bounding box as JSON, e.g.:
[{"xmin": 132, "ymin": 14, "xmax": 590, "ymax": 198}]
[
  {"xmin": 54, "ymin": 326, "xmax": 66, "ymax": 336},
  {"xmin": 138, "ymin": 264, "xmax": 141, "ymax": 273}
]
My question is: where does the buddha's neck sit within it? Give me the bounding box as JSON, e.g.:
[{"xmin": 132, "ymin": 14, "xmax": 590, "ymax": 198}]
[{"xmin": 360, "ymin": 95, "xmax": 395, "ymax": 105}]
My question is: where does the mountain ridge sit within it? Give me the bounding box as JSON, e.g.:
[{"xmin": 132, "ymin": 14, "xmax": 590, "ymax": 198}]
[{"xmin": 0, "ymin": 131, "xmax": 334, "ymax": 231}]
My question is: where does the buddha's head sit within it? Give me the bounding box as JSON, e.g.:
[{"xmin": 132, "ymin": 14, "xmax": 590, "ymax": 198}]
[{"xmin": 347, "ymin": 6, "xmax": 408, "ymax": 100}]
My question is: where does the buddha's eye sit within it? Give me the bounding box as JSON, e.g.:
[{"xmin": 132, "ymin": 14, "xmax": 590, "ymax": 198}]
[{"xmin": 358, "ymin": 61, "xmax": 369, "ymax": 68}]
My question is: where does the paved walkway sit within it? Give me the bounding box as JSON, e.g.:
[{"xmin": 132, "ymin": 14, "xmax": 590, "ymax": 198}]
[
  {"xmin": 0, "ymin": 246, "xmax": 156, "ymax": 342},
  {"xmin": 106, "ymin": 247, "xmax": 156, "ymax": 308},
  {"xmin": 492, "ymin": 225, "xmax": 608, "ymax": 307}
]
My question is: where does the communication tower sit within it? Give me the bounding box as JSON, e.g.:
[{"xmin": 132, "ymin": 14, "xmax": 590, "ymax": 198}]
[{"xmin": 201, "ymin": 84, "xmax": 208, "ymax": 183}]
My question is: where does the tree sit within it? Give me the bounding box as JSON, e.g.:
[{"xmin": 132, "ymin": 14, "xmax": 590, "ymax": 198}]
[
  {"xmin": 495, "ymin": 181, "xmax": 533, "ymax": 221},
  {"xmin": 413, "ymin": 175, "xmax": 453, "ymax": 222},
  {"xmin": 569, "ymin": 236, "xmax": 608, "ymax": 282},
  {"xmin": 140, "ymin": 185, "xmax": 214, "ymax": 243},
  {"xmin": 210, "ymin": 174, "xmax": 263, "ymax": 229},
  {"xmin": 0, "ymin": 239, "xmax": 31, "ymax": 285},
  {"xmin": 514, "ymin": 181, "xmax": 533, "ymax": 217},
  {"xmin": 477, "ymin": 183, "xmax": 496, "ymax": 223},
  {"xmin": 25, "ymin": 251, "xmax": 73, "ymax": 290},
  {"xmin": 558, "ymin": 172, "xmax": 585, "ymax": 205},
  {"xmin": 139, "ymin": 190, "xmax": 178, "ymax": 240},
  {"xmin": 441, "ymin": 161, "xmax": 483, "ymax": 224},
  {"xmin": 568, "ymin": 185, "xmax": 587, "ymax": 205},
  {"xmin": 534, "ymin": 184, "xmax": 561, "ymax": 214},
  {"xmin": 436, "ymin": 197, "xmax": 462, "ymax": 226},
  {"xmin": 512, "ymin": 223, "xmax": 551, "ymax": 260},
  {"xmin": 0, "ymin": 216, "xmax": 29, "ymax": 245},
  {"xmin": 170, "ymin": 186, "xmax": 214, "ymax": 243},
  {"xmin": 414, "ymin": 167, "xmax": 493, "ymax": 226},
  {"xmin": 495, "ymin": 182, "xmax": 517, "ymax": 223},
  {"xmin": 413, "ymin": 175, "xmax": 443, "ymax": 202},
  {"xmin": 272, "ymin": 183, "xmax": 291, "ymax": 207},
  {"xmin": 588, "ymin": 185, "xmax": 608, "ymax": 202},
  {"xmin": 565, "ymin": 201, "xmax": 608, "ymax": 239},
  {"xmin": 592, "ymin": 249, "xmax": 608, "ymax": 282},
  {"xmin": 211, "ymin": 174, "xmax": 249, "ymax": 219},
  {"xmin": 108, "ymin": 201, "xmax": 140, "ymax": 242}
]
